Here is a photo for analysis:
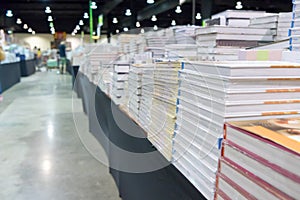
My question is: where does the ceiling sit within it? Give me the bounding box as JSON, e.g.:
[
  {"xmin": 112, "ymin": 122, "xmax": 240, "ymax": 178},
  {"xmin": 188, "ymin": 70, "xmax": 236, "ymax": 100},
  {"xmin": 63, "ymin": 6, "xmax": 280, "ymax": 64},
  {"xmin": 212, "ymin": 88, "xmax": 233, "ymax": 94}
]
[{"xmin": 0, "ymin": 0, "xmax": 293, "ymax": 35}]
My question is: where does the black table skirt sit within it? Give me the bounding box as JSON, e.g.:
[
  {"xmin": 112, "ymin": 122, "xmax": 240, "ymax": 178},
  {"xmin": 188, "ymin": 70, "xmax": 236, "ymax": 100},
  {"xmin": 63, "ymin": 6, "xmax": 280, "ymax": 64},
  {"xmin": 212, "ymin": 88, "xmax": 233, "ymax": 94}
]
[
  {"xmin": 0, "ymin": 61, "xmax": 21, "ymax": 92},
  {"xmin": 74, "ymin": 72, "xmax": 205, "ymax": 200},
  {"xmin": 20, "ymin": 59, "xmax": 36, "ymax": 77}
]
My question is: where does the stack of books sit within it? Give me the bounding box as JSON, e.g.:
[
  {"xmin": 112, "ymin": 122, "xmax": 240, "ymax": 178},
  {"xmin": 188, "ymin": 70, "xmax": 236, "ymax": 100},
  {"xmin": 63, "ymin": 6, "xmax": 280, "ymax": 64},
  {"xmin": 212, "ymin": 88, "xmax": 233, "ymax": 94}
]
[
  {"xmin": 249, "ymin": 14, "xmax": 278, "ymax": 30},
  {"xmin": 172, "ymin": 60, "xmax": 300, "ymax": 200},
  {"xmin": 147, "ymin": 62, "xmax": 182, "ymax": 161},
  {"xmin": 217, "ymin": 118, "xmax": 300, "ymax": 199},
  {"xmin": 82, "ymin": 44, "xmax": 119, "ymax": 88},
  {"xmin": 138, "ymin": 64, "xmax": 155, "ymax": 130},
  {"xmin": 127, "ymin": 64, "xmax": 147, "ymax": 120},
  {"xmin": 145, "ymin": 30, "xmax": 169, "ymax": 59},
  {"xmin": 275, "ymin": 12, "xmax": 293, "ymax": 41},
  {"xmin": 173, "ymin": 26, "xmax": 197, "ymax": 44},
  {"xmin": 196, "ymin": 26, "xmax": 275, "ymax": 61},
  {"xmin": 165, "ymin": 44, "xmax": 198, "ymax": 61},
  {"xmin": 208, "ymin": 10, "xmax": 266, "ymax": 27},
  {"xmin": 290, "ymin": 0, "xmax": 300, "ymax": 51},
  {"xmin": 118, "ymin": 34, "xmax": 138, "ymax": 56},
  {"xmin": 111, "ymin": 62, "xmax": 130, "ymax": 105}
]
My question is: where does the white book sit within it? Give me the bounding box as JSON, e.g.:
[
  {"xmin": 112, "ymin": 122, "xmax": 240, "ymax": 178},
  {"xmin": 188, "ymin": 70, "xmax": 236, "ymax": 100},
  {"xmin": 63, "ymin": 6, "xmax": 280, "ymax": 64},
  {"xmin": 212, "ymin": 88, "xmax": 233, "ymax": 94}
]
[
  {"xmin": 196, "ymin": 33, "xmax": 274, "ymax": 42},
  {"xmin": 196, "ymin": 26, "xmax": 275, "ymax": 35},
  {"xmin": 223, "ymin": 143, "xmax": 300, "ymax": 199},
  {"xmin": 212, "ymin": 10, "xmax": 266, "ymax": 20},
  {"xmin": 250, "ymin": 15, "xmax": 278, "ymax": 25},
  {"xmin": 219, "ymin": 159, "xmax": 284, "ymax": 200},
  {"xmin": 250, "ymin": 22, "xmax": 278, "ymax": 29},
  {"xmin": 183, "ymin": 61, "xmax": 300, "ymax": 77},
  {"xmin": 114, "ymin": 64, "xmax": 130, "ymax": 73}
]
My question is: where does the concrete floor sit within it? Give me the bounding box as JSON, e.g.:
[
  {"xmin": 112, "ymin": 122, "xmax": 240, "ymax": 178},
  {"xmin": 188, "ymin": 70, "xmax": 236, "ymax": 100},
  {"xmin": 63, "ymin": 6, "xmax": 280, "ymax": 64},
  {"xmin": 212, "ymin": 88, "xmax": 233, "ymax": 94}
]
[{"xmin": 0, "ymin": 71, "xmax": 121, "ymax": 200}]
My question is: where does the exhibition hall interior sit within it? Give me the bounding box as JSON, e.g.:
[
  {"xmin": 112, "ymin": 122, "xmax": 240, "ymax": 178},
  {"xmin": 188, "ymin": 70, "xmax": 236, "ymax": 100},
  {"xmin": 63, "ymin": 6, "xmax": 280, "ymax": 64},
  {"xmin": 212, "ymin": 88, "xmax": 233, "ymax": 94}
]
[{"xmin": 0, "ymin": 0, "xmax": 299, "ymax": 200}]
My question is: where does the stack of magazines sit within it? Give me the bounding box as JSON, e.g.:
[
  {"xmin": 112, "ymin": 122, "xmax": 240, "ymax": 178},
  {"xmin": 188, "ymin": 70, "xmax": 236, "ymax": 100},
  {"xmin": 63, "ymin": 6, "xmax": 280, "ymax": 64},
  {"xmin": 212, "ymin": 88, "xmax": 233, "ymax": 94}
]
[
  {"xmin": 172, "ymin": 60, "xmax": 300, "ymax": 200},
  {"xmin": 217, "ymin": 118, "xmax": 300, "ymax": 199}
]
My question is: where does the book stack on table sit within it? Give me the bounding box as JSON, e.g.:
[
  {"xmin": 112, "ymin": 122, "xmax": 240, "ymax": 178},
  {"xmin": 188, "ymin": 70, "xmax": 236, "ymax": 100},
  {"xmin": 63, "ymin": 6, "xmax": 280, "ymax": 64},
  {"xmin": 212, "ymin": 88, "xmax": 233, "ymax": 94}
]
[
  {"xmin": 111, "ymin": 62, "xmax": 130, "ymax": 105},
  {"xmin": 217, "ymin": 119, "xmax": 300, "ymax": 199},
  {"xmin": 83, "ymin": 44, "xmax": 119, "ymax": 85},
  {"xmin": 275, "ymin": 12, "xmax": 293, "ymax": 41},
  {"xmin": 145, "ymin": 30, "xmax": 169, "ymax": 59},
  {"xmin": 290, "ymin": 0, "xmax": 300, "ymax": 51},
  {"xmin": 147, "ymin": 62, "xmax": 182, "ymax": 161},
  {"xmin": 127, "ymin": 64, "xmax": 153, "ymax": 121},
  {"xmin": 249, "ymin": 14, "xmax": 278, "ymax": 30},
  {"xmin": 196, "ymin": 26, "xmax": 275, "ymax": 61},
  {"xmin": 172, "ymin": 60, "xmax": 300, "ymax": 200},
  {"xmin": 173, "ymin": 26, "xmax": 197, "ymax": 44},
  {"xmin": 138, "ymin": 64, "xmax": 155, "ymax": 130}
]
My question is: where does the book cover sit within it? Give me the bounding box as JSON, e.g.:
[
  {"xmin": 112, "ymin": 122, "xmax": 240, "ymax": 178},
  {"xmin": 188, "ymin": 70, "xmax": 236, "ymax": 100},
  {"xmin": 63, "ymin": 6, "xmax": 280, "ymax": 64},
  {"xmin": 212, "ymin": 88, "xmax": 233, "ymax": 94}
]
[{"xmin": 228, "ymin": 117, "xmax": 300, "ymax": 154}]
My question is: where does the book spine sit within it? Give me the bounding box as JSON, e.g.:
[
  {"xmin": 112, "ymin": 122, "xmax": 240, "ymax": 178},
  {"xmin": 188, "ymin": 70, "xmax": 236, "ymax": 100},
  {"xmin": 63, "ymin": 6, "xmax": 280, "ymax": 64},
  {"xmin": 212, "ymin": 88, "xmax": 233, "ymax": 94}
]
[
  {"xmin": 222, "ymin": 158, "xmax": 294, "ymax": 200},
  {"xmin": 225, "ymin": 140, "xmax": 300, "ymax": 183}
]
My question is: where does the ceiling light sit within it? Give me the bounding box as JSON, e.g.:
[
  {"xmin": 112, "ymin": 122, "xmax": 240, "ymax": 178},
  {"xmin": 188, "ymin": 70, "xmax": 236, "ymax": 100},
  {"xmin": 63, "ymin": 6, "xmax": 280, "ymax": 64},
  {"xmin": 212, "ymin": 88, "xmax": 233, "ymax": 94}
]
[
  {"xmin": 8, "ymin": 30, "xmax": 12, "ymax": 34},
  {"xmin": 116, "ymin": 29, "xmax": 119, "ymax": 34},
  {"xmin": 151, "ymin": 15, "xmax": 157, "ymax": 21},
  {"xmin": 79, "ymin": 20, "xmax": 84, "ymax": 26},
  {"xmin": 71, "ymin": 32, "xmax": 75, "ymax": 36},
  {"xmin": 32, "ymin": 31, "xmax": 36, "ymax": 35},
  {"xmin": 235, "ymin": 1, "xmax": 243, "ymax": 9},
  {"xmin": 136, "ymin": 21, "xmax": 141, "ymax": 28},
  {"xmin": 153, "ymin": 25, "xmax": 158, "ymax": 31},
  {"xmin": 112, "ymin": 17, "xmax": 118, "ymax": 24},
  {"xmin": 45, "ymin": 6, "xmax": 51, "ymax": 14},
  {"xmin": 125, "ymin": 9, "xmax": 131, "ymax": 16},
  {"xmin": 48, "ymin": 16, "xmax": 53, "ymax": 22},
  {"xmin": 195, "ymin": 13, "xmax": 201, "ymax": 20},
  {"xmin": 141, "ymin": 28, "xmax": 145, "ymax": 34},
  {"xmin": 6, "ymin": 10, "xmax": 13, "ymax": 17},
  {"xmin": 175, "ymin": 6, "xmax": 182, "ymax": 14},
  {"xmin": 23, "ymin": 24, "xmax": 28, "ymax": 29},
  {"xmin": 76, "ymin": 25, "xmax": 80, "ymax": 30},
  {"xmin": 84, "ymin": 12, "xmax": 89, "ymax": 19},
  {"xmin": 74, "ymin": 29, "xmax": 78, "ymax": 33},
  {"xmin": 28, "ymin": 28, "xmax": 32, "ymax": 33},
  {"xmin": 147, "ymin": 0, "xmax": 155, "ymax": 4},
  {"xmin": 90, "ymin": 2, "xmax": 97, "ymax": 9},
  {"xmin": 171, "ymin": 19, "xmax": 176, "ymax": 26},
  {"xmin": 16, "ymin": 18, "xmax": 22, "ymax": 24},
  {"xmin": 49, "ymin": 22, "xmax": 54, "ymax": 28},
  {"xmin": 123, "ymin": 27, "xmax": 129, "ymax": 32},
  {"xmin": 50, "ymin": 27, "xmax": 55, "ymax": 32}
]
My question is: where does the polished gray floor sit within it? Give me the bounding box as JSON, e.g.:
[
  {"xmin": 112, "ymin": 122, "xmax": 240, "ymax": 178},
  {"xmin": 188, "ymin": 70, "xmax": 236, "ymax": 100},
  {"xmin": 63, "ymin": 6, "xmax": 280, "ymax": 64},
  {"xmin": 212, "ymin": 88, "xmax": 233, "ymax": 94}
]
[{"xmin": 0, "ymin": 71, "xmax": 120, "ymax": 200}]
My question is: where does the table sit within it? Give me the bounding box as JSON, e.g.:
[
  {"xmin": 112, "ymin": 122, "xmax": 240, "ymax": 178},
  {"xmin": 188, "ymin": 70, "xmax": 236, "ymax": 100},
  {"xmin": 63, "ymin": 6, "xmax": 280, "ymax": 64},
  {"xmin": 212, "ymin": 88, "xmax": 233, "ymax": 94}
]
[
  {"xmin": 74, "ymin": 72, "xmax": 206, "ymax": 200},
  {"xmin": 20, "ymin": 59, "xmax": 36, "ymax": 77},
  {"xmin": 0, "ymin": 61, "xmax": 21, "ymax": 92}
]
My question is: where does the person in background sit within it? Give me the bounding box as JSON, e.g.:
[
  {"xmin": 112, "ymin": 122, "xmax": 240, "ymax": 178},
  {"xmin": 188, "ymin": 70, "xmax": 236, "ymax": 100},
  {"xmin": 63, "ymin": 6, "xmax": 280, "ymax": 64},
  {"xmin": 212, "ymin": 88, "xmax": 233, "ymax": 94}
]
[
  {"xmin": 37, "ymin": 48, "xmax": 42, "ymax": 66},
  {"xmin": 58, "ymin": 41, "xmax": 66, "ymax": 74},
  {"xmin": 33, "ymin": 46, "xmax": 38, "ymax": 66}
]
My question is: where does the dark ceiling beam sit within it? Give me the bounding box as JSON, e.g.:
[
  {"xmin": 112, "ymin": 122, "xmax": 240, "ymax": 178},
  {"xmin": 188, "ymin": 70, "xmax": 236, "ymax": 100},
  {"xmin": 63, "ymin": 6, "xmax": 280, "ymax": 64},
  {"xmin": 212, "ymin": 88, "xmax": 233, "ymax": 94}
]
[
  {"xmin": 97, "ymin": 0, "xmax": 124, "ymax": 15},
  {"xmin": 137, "ymin": 0, "xmax": 180, "ymax": 21},
  {"xmin": 119, "ymin": 0, "xmax": 180, "ymax": 28}
]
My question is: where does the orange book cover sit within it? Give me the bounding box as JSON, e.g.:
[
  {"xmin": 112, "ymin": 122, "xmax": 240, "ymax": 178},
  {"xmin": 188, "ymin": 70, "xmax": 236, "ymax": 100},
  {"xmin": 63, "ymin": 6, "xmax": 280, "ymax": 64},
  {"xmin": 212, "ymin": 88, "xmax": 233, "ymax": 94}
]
[{"xmin": 228, "ymin": 118, "xmax": 300, "ymax": 154}]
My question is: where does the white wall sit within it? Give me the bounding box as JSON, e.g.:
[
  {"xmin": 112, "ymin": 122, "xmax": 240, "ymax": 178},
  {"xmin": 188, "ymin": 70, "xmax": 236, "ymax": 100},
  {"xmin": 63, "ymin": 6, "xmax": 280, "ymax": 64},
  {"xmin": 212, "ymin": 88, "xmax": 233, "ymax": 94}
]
[
  {"xmin": 14, "ymin": 33, "xmax": 116, "ymax": 51},
  {"xmin": 14, "ymin": 34, "xmax": 53, "ymax": 51}
]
